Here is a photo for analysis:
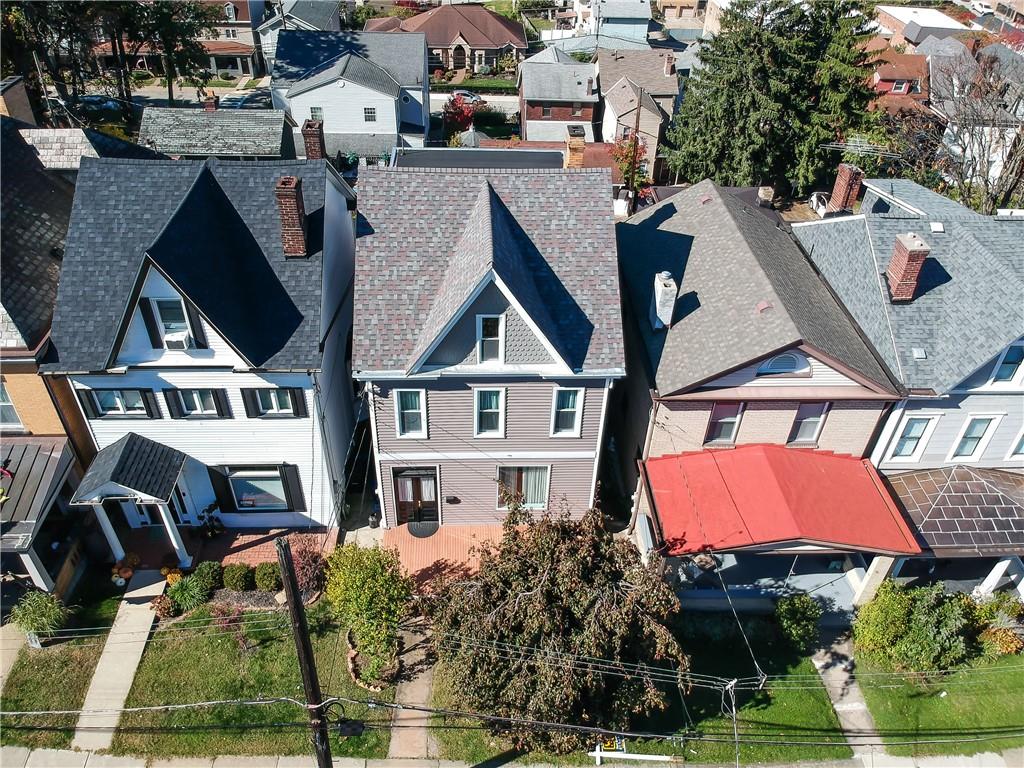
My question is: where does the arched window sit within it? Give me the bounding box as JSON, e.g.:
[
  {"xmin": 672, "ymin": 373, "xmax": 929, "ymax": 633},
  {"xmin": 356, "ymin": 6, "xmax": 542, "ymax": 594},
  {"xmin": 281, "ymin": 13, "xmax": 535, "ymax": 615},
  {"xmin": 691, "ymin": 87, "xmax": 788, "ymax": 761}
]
[{"xmin": 757, "ymin": 352, "xmax": 810, "ymax": 376}]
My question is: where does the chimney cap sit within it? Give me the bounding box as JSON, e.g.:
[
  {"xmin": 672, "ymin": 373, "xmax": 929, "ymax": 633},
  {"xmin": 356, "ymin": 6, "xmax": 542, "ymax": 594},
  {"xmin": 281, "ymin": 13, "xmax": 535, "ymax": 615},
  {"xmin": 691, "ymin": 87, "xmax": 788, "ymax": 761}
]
[
  {"xmin": 657, "ymin": 270, "xmax": 673, "ymax": 281},
  {"xmin": 567, "ymin": 125, "xmax": 586, "ymax": 138},
  {"xmin": 276, "ymin": 175, "xmax": 300, "ymax": 191}
]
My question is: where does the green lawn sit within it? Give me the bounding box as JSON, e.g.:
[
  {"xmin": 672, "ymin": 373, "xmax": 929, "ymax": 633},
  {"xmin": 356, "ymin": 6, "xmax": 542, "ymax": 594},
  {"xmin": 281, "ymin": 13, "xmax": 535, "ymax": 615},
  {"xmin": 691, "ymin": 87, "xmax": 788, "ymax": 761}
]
[
  {"xmin": 111, "ymin": 604, "xmax": 391, "ymax": 759},
  {"xmin": 432, "ymin": 615, "xmax": 850, "ymax": 765},
  {"xmin": 859, "ymin": 655, "xmax": 1024, "ymax": 757},
  {"xmin": 1, "ymin": 570, "xmax": 125, "ymax": 749}
]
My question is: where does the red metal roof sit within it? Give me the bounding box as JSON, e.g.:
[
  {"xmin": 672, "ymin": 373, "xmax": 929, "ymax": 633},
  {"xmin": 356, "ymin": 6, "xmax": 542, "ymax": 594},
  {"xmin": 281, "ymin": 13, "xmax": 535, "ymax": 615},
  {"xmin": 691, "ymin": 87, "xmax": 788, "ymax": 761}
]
[{"xmin": 644, "ymin": 445, "xmax": 921, "ymax": 556}]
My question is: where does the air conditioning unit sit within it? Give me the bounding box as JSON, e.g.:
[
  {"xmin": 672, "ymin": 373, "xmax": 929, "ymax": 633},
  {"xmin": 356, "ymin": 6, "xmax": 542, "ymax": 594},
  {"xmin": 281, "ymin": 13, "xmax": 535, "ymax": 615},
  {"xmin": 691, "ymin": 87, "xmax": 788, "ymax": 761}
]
[{"xmin": 164, "ymin": 331, "xmax": 192, "ymax": 350}]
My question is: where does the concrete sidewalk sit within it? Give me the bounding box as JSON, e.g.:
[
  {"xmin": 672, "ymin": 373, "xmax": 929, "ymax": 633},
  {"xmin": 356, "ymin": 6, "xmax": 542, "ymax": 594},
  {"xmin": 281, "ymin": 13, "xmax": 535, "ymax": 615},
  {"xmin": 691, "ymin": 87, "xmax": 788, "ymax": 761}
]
[
  {"xmin": 387, "ymin": 623, "xmax": 437, "ymax": 759},
  {"xmin": 71, "ymin": 570, "xmax": 165, "ymax": 752},
  {"xmin": 0, "ymin": 621, "xmax": 27, "ymax": 691},
  {"xmin": 812, "ymin": 630, "xmax": 880, "ymax": 758}
]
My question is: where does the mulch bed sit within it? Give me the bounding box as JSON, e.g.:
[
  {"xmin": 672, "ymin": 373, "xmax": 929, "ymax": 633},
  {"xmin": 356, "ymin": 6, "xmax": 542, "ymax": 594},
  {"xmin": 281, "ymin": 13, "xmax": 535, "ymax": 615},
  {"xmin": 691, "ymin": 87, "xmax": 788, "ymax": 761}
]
[{"xmin": 208, "ymin": 589, "xmax": 282, "ymax": 609}]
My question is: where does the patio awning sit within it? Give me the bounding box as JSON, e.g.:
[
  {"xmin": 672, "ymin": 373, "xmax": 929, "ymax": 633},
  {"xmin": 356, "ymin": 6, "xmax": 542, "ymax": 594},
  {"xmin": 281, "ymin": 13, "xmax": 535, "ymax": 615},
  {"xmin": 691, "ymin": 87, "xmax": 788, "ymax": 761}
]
[
  {"xmin": 1, "ymin": 437, "xmax": 75, "ymax": 554},
  {"xmin": 643, "ymin": 445, "xmax": 921, "ymax": 557},
  {"xmin": 72, "ymin": 433, "xmax": 186, "ymax": 505},
  {"xmin": 885, "ymin": 466, "xmax": 1024, "ymax": 557}
]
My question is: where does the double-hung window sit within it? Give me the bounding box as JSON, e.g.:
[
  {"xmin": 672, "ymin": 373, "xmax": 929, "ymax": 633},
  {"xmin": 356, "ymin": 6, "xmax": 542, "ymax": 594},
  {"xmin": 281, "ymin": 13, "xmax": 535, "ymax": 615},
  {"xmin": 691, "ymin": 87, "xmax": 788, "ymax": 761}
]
[
  {"xmin": 550, "ymin": 387, "xmax": 583, "ymax": 437},
  {"xmin": 474, "ymin": 389, "xmax": 504, "ymax": 437},
  {"xmin": 229, "ymin": 469, "xmax": 288, "ymax": 510},
  {"xmin": 949, "ymin": 416, "xmax": 1000, "ymax": 461},
  {"xmin": 154, "ymin": 299, "xmax": 190, "ymax": 349},
  {"xmin": 497, "ymin": 466, "xmax": 549, "ymax": 510},
  {"xmin": 0, "ymin": 383, "xmax": 22, "ymax": 428},
  {"xmin": 705, "ymin": 403, "xmax": 742, "ymax": 444},
  {"xmin": 310, "ymin": 106, "xmax": 324, "ymax": 121},
  {"xmin": 395, "ymin": 389, "xmax": 426, "ymax": 438},
  {"xmin": 992, "ymin": 344, "xmax": 1023, "ymax": 383},
  {"xmin": 788, "ymin": 402, "xmax": 829, "ymax": 445},
  {"xmin": 364, "ymin": 107, "xmax": 377, "ymax": 122},
  {"xmin": 94, "ymin": 389, "xmax": 147, "ymax": 416},
  {"xmin": 542, "ymin": 105, "xmax": 552, "ymax": 118},
  {"xmin": 477, "ymin": 315, "xmax": 503, "ymax": 364},
  {"xmin": 181, "ymin": 389, "xmax": 218, "ymax": 416},
  {"xmin": 890, "ymin": 416, "xmax": 934, "ymax": 459}
]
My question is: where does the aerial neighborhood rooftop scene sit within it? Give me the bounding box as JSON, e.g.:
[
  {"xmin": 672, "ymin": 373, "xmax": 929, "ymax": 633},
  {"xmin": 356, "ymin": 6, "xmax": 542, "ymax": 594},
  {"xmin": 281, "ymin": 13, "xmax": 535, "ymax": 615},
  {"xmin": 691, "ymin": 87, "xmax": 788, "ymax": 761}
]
[{"xmin": 0, "ymin": 0, "xmax": 1022, "ymax": 766}]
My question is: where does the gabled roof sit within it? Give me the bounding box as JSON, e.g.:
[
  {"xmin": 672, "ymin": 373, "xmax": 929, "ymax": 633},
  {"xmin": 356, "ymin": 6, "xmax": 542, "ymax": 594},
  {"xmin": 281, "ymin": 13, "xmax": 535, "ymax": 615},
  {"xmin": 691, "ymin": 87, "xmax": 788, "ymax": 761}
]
[
  {"xmin": 519, "ymin": 60, "xmax": 598, "ymax": 101},
  {"xmin": 364, "ymin": 4, "xmax": 527, "ymax": 50},
  {"xmin": 0, "ymin": 117, "xmax": 74, "ymax": 351},
  {"xmin": 597, "ymin": 48, "xmax": 681, "ymax": 97},
  {"xmin": 604, "ymin": 76, "xmax": 662, "ymax": 117},
  {"xmin": 352, "ymin": 167, "xmax": 623, "ymax": 375},
  {"xmin": 257, "ymin": 0, "xmax": 342, "ymax": 31},
  {"xmin": 792, "ymin": 179, "xmax": 1024, "ymax": 394},
  {"xmin": 138, "ymin": 108, "xmax": 293, "ymax": 157},
  {"xmin": 272, "ymin": 30, "xmax": 425, "ymax": 88},
  {"xmin": 286, "ymin": 51, "xmax": 400, "ymax": 98},
  {"xmin": 616, "ymin": 180, "xmax": 897, "ymax": 396},
  {"xmin": 44, "ymin": 157, "xmax": 330, "ymax": 373},
  {"xmin": 645, "ymin": 445, "xmax": 921, "ymax": 556},
  {"xmin": 523, "ymin": 46, "xmax": 576, "ymax": 64},
  {"xmin": 72, "ymin": 433, "xmax": 186, "ymax": 505},
  {"xmin": 597, "ymin": 0, "xmax": 652, "ymax": 21},
  {"xmin": 18, "ymin": 126, "xmax": 164, "ymax": 170},
  {"xmin": 873, "ymin": 49, "xmax": 928, "ymax": 82}
]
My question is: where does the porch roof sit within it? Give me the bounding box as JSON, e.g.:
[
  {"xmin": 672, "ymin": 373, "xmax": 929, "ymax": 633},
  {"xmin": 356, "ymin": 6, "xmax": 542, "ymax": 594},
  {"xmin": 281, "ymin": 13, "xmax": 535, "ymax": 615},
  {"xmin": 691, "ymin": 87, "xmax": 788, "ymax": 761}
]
[
  {"xmin": 1, "ymin": 437, "xmax": 74, "ymax": 554},
  {"xmin": 644, "ymin": 445, "xmax": 921, "ymax": 557},
  {"xmin": 884, "ymin": 466, "xmax": 1024, "ymax": 557},
  {"xmin": 72, "ymin": 433, "xmax": 186, "ymax": 505}
]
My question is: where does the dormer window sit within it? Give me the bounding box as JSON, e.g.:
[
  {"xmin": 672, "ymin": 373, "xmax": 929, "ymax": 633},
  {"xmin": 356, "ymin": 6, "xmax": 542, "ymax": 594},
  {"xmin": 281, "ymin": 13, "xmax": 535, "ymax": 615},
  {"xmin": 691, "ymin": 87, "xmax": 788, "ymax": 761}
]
[
  {"xmin": 757, "ymin": 352, "xmax": 810, "ymax": 377},
  {"xmin": 477, "ymin": 315, "xmax": 504, "ymax": 364},
  {"xmin": 155, "ymin": 299, "xmax": 190, "ymax": 349},
  {"xmin": 224, "ymin": 2, "xmax": 236, "ymax": 21}
]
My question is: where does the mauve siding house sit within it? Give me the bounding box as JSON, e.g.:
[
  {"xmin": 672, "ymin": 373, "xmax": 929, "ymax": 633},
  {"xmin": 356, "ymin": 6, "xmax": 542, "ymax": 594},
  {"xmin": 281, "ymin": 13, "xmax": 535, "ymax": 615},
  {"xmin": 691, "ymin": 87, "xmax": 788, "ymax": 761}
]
[{"xmin": 352, "ymin": 166, "xmax": 624, "ymax": 530}]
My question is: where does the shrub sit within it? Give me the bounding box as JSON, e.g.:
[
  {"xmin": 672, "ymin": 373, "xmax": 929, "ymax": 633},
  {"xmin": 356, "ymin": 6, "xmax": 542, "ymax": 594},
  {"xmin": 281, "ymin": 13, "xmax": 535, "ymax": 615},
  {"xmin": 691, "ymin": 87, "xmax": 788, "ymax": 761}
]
[
  {"xmin": 151, "ymin": 594, "xmax": 179, "ymax": 619},
  {"xmin": 223, "ymin": 563, "xmax": 254, "ymax": 592},
  {"xmin": 289, "ymin": 535, "xmax": 325, "ymax": 595},
  {"xmin": 167, "ymin": 575, "xmax": 207, "ymax": 613},
  {"xmin": 255, "ymin": 562, "xmax": 282, "ymax": 592},
  {"xmin": 165, "ymin": 569, "xmax": 182, "ymax": 586},
  {"xmin": 191, "ymin": 560, "xmax": 223, "ymax": 597},
  {"xmin": 853, "ymin": 580, "xmax": 913, "ymax": 658},
  {"xmin": 973, "ymin": 591, "xmax": 1024, "ymax": 626},
  {"xmin": 476, "ymin": 64, "xmax": 492, "ymax": 76},
  {"xmin": 325, "ymin": 544, "xmax": 413, "ymax": 681},
  {"xmin": 980, "ymin": 625, "xmax": 1024, "ymax": 658},
  {"xmin": 131, "ymin": 70, "xmax": 152, "ymax": 81},
  {"xmin": 433, "ymin": 68, "xmax": 445, "ymax": 80},
  {"xmin": 8, "ymin": 591, "xmax": 70, "ymax": 635},
  {"xmin": 776, "ymin": 593, "xmax": 823, "ymax": 652},
  {"xmin": 218, "ymin": 71, "xmax": 235, "ymax": 80}
]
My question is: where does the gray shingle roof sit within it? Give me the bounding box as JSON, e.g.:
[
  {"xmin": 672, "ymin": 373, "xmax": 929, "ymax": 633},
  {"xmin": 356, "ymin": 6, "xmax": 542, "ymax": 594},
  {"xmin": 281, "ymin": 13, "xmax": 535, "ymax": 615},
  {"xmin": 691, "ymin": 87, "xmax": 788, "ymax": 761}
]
[
  {"xmin": 287, "ymin": 52, "xmax": 400, "ymax": 98},
  {"xmin": 272, "ymin": 30, "xmax": 425, "ymax": 88},
  {"xmin": 72, "ymin": 433, "xmax": 187, "ymax": 504},
  {"xmin": 138, "ymin": 108, "xmax": 293, "ymax": 157},
  {"xmin": 604, "ymin": 76, "xmax": 662, "ymax": 117},
  {"xmin": 597, "ymin": 0, "xmax": 652, "ymax": 20},
  {"xmin": 18, "ymin": 127, "xmax": 163, "ymax": 170},
  {"xmin": 519, "ymin": 60, "xmax": 598, "ymax": 101},
  {"xmin": 352, "ymin": 167, "xmax": 624, "ymax": 374},
  {"xmin": 523, "ymin": 47, "xmax": 576, "ymax": 65},
  {"xmin": 0, "ymin": 117, "xmax": 74, "ymax": 350},
  {"xmin": 597, "ymin": 48, "xmax": 680, "ymax": 97},
  {"xmin": 616, "ymin": 180, "xmax": 896, "ymax": 396},
  {"xmin": 792, "ymin": 179, "xmax": 1024, "ymax": 394},
  {"xmin": 44, "ymin": 157, "xmax": 329, "ymax": 373},
  {"xmin": 287, "ymin": 0, "xmax": 342, "ymax": 30}
]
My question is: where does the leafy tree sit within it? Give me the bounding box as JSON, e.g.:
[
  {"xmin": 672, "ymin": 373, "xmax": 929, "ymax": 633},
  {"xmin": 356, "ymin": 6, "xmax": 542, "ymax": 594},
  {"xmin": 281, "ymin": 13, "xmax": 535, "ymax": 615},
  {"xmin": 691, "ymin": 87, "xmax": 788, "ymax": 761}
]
[
  {"xmin": 443, "ymin": 94, "xmax": 476, "ymax": 133},
  {"xmin": 665, "ymin": 0, "xmax": 876, "ymax": 195},
  {"xmin": 350, "ymin": 3, "xmax": 380, "ymax": 29},
  {"xmin": 140, "ymin": 1, "xmax": 219, "ymax": 106},
  {"xmin": 612, "ymin": 134, "xmax": 650, "ymax": 193},
  {"xmin": 427, "ymin": 499, "xmax": 688, "ymax": 753},
  {"xmin": 775, "ymin": 593, "xmax": 823, "ymax": 652}
]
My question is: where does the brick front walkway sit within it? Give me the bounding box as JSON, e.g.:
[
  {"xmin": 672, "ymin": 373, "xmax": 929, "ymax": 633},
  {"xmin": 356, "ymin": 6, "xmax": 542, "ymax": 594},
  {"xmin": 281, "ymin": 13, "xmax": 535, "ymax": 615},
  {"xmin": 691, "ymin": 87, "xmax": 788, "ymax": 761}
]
[
  {"xmin": 381, "ymin": 525, "xmax": 502, "ymax": 588},
  {"xmin": 198, "ymin": 528, "xmax": 337, "ymax": 565}
]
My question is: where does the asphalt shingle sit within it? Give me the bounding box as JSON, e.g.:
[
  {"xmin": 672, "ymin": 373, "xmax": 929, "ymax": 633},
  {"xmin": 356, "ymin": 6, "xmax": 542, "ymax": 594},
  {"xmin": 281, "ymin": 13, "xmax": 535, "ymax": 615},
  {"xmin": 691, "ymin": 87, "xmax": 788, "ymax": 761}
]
[
  {"xmin": 272, "ymin": 30, "xmax": 426, "ymax": 88},
  {"xmin": 138, "ymin": 108, "xmax": 294, "ymax": 157},
  {"xmin": 72, "ymin": 433, "xmax": 187, "ymax": 504}
]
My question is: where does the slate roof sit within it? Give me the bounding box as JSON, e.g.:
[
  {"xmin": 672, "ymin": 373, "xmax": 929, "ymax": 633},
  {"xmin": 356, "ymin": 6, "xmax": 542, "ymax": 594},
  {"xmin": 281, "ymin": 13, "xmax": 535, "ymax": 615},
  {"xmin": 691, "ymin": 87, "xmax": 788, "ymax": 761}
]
[
  {"xmin": 352, "ymin": 166, "xmax": 623, "ymax": 374},
  {"xmin": 364, "ymin": 5, "xmax": 527, "ymax": 50},
  {"xmin": 138, "ymin": 108, "xmax": 293, "ymax": 157},
  {"xmin": 286, "ymin": 52, "xmax": 400, "ymax": 97},
  {"xmin": 0, "ymin": 117, "xmax": 74, "ymax": 351},
  {"xmin": 616, "ymin": 180, "xmax": 897, "ymax": 396},
  {"xmin": 0, "ymin": 437, "xmax": 74, "ymax": 554},
  {"xmin": 886, "ymin": 466, "xmax": 1024, "ymax": 557},
  {"xmin": 597, "ymin": 48, "xmax": 681, "ymax": 97},
  {"xmin": 44, "ymin": 157, "xmax": 329, "ymax": 373},
  {"xmin": 72, "ymin": 433, "xmax": 186, "ymax": 504},
  {"xmin": 272, "ymin": 30, "xmax": 425, "ymax": 88},
  {"xmin": 519, "ymin": 59, "xmax": 598, "ymax": 101},
  {"xmin": 18, "ymin": 127, "xmax": 163, "ymax": 170},
  {"xmin": 792, "ymin": 179, "xmax": 1024, "ymax": 394}
]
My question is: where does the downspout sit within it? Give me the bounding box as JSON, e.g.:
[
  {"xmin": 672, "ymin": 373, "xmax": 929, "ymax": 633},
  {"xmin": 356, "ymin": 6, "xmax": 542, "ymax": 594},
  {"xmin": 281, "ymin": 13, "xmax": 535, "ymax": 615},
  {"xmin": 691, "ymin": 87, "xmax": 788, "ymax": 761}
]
[{"xmin": 870, "ymin": 399, "xmax": 906, "ymax": 467}]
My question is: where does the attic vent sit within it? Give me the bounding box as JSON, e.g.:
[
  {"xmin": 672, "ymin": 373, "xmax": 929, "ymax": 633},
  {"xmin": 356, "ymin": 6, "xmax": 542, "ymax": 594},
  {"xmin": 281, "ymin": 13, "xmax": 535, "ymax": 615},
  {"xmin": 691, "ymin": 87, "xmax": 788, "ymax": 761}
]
[
  {"xmin": 912, "ymin": 347, "xmax": 927, "ymax": 360},
  {"xmin": 755, "ymin": 300, "xmax": 774, "ymax": 314},
  {"xmin": 929, "ymin": 221, "xmax": 944, "ymax": 233},
  {"xmin": 699, "ymin": 194, "xmax": 713, "ymax": 205}
]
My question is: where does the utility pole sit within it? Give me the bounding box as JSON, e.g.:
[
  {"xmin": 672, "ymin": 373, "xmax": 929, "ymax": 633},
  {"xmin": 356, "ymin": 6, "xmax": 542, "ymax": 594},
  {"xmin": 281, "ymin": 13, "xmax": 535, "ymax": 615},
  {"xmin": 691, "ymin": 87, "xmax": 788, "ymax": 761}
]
[
  {"xmin": 277, "ymin": 537, "xmax": 332, "ymax": 768},
  {"xmin": 32, "ymin": 51, "xmax": 58, "ymax": 127},
  {"xmin": 627, "ymin": 86, "xmax": 645, "ymax": 215}
]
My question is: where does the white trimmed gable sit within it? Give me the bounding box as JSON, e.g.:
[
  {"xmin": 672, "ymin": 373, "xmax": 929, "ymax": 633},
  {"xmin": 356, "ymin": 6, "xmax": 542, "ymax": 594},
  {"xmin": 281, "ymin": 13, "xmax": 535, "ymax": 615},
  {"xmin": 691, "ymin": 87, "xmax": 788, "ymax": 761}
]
[{"xmin": 699, "ymin": 348, "xmax": 864, "ymax": 390}]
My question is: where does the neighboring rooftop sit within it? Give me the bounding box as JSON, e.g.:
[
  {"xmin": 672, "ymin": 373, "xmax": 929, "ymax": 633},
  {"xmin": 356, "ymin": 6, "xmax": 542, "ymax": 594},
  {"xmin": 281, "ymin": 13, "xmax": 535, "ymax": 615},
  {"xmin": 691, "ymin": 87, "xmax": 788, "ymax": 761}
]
[
  {"xmin": 604, "ymin": 76, "xmax": 663, "ymax": 118},
  {"xmin": 0, "ymin": 437, "xmax": 74, "ymax": 554},
  {"xmin": 18, "ymin": 126, "xmax": 163, "ymax": 170},
  {"xmin": 0, "ymin": 117, "xmax": 75, "ymax": 351},
  {"xmin": 390, "ymin": 147, "xmax": 565, "ymax": 169},
  {"xmin": 272, "ymin": 29, "xmax": 426, "ymax": 88},
  {"xmin": 286, "ymin": 51, "xmax": 402, "ymax": 98},
  {"xmin": 138, "ymin": 108, "xmax": 294, "ymax": 158},
  {"xmin": 792, "ymin": 178, "xmax": 1024, "ymax": 394},
  {"xmin": 519, "ymin": 53, "xmax": 598, "ymax": 102},
  {"xmin": 616, "ymin": 180, "xmax": 897, "ymax": 396},
  {"xmin": 364, "ymin": 4, "xmax": 527, "ymax": 50},
  {"xmin": 259, "ymin": 0, "xmax": 342, "ymax": 31},
  {"xmin": 597, "ymin": 48, "xmax": 682, "ymax": 96},
  {"xmin": 45, "ymin": 157, "xmax": 333, "ymax": 373},
  {"xmin": 876, "ymin": 4, "xmax": 968, "ymax": 29},
  {"xmin": 352, "ymin": 167, "xmax": 623, "ymax": 374},
  {"xmin": 596, "ymin": 0, "xmax": 653, "ymax": 21},
  {"xmin": 478, "ymin": 139, "xmax": 623, "ymax": 182}
]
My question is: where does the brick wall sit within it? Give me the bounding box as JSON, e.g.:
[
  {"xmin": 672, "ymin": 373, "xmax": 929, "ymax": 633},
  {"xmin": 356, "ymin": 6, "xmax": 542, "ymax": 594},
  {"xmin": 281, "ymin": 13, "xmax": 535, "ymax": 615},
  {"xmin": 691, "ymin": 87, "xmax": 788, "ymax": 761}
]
[
  {"xmin": 648, "ymin": 401, "xmax": 711, "ymax": 457},
  {"xmin": 817, "ymin": 401, "xmax": 886, "ymax": 457},
  {"xmin": 736, "ymin": 400, "xmax": 800, "ymax": 443},
  {"xmin": 523, "ymin": 101, "xmax": 595, "ymax": 121}
]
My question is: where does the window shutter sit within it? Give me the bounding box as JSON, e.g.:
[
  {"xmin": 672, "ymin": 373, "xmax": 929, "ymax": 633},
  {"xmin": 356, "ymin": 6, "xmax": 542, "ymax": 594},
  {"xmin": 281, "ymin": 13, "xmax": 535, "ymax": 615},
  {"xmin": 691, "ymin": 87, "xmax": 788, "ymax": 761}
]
[
  {"xmin": 139, "ymin": 299, "xmax": 163, "ymax": 349},
  {"xmin": 213, "ymin": 389, "xmax": 233, "ymax": 418},
  {"xmin": 280, "ymin": 464, "xmax": 306, "ymax": 511},
  {"xmin": 142, "ymin": 390, "xmax": 162, "ymax": 419},
  {"xmin": 184, "ymin": 302, "xmax": 208, "ymax": 349},
  {"xmin": 207, "ymin": 465, "xmax": 237, "ymax": 513},
  {"xmin": 76, "ymin": 389, "xmax": 98, "ymax": 418},
  {"xmin": 289, "ymin": 388, "xmax": 308, "ymax": 417},
  {"xmin": 163, "ymin": 390, "xmax": 184, "ymax": 419},
  {"xmin": 240, "ymin": 388, "xmax": 260, "ymax": 418}
]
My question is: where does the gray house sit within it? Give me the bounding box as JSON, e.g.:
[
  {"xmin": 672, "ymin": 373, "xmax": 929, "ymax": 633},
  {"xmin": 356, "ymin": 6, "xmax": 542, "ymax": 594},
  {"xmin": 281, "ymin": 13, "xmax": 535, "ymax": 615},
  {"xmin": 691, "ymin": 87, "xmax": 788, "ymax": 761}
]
[
  {"xmin": 138, "ymin": 107, "xmax": 297, "ymax": 160},
  {"xmin": 793, "ymin": 177, "xmax": 1024, "ymax": 600},
  {"xmin": 352, "ymin": 166, "xmax": 624, "ymax": 534}
]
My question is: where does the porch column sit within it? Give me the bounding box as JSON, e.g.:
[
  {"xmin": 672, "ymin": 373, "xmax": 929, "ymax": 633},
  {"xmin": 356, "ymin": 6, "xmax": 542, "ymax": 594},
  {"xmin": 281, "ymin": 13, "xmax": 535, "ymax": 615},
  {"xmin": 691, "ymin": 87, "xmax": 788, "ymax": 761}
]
[
  {"xmin": 157, "ymin": 503, "xmax": 192, "ymax": 568},
  {"xmin": 976, "ymin": 556, "xmax": 1024, "ymax": 598},
  {"xmin": 852, "ymin": 555, "xmax": 905, "ymax": 606},
  {"xmin": 92, "ymin": 503, "xmax": 125, "ymax": 562},
  {"xmin": 19, "ymin": 548, "xmax": 55, "ymax": 592}
]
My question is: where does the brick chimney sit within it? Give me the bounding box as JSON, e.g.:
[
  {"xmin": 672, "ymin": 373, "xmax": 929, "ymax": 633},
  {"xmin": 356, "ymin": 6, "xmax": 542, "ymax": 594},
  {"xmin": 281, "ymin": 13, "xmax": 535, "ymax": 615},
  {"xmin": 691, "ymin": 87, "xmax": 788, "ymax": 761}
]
[
  {"xmin": 275, "ymin": 176, "xmax": 307, "ymax": 258},
  {"xmin": 826, "ymin": 163, "xmax": 864, "ymax": 213},
  {"xmin": 664, "ymin": 53, "xmax": 675, "ymax": 76},
  {"xmin": 301, "ymin": 119, "xmax": 325, "ymax": 160},
  {"xmin": 887, "ymin": 233, "xmax": 929, "ymax": 302},
  {"xmin": 565, "ymin": 125, "xmax": 586, "ymax": 169},
  {"xmin": 649, "ymin": 270, "xmax": 677, "ymax": 330},
  {"xmin": 203, "ymin": 93, "xmax": 219, "ymax": 111},
  {"xmin": 587, "ymin": 76, "xmax": 594, "ymax": 95}
]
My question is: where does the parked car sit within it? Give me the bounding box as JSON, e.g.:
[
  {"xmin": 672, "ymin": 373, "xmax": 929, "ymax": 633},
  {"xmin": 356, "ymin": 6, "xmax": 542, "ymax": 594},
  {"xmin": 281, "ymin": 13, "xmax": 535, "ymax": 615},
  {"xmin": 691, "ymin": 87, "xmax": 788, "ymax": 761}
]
[
  {"xmin": 970, "ymin": 1, "xmax": 993, "ymax": 15},
  {"xmin": 452, "ymin": 90, "xmax": 484, "ymax": 104}
]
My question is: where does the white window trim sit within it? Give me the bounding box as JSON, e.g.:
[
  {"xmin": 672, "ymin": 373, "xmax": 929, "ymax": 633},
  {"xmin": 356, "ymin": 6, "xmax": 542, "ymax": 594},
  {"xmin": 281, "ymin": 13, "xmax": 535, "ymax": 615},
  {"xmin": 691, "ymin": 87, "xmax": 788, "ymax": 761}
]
[
  {"xmin": 310, "ymin": 106, "xmax": 324, "ymax": 121},
  {"xmin": 473, "ymin": 387, "xmax": 506, "ymax": 439},
  {"xmin": 152, "ymin": 297, "xmax": 194, "ymax": 350},
  {"xmin": 94, "ymin": 389, "xmax": 147, "ymax": 416},
  {"xmin": 363, "ymin": 106, "xmax": 377, "ymax": 123},
  {"xmin": 704, "ymin": 402, "xmax": 745, "ymax": 445},
  {"xmin": 885, "ymin": 412, "xmax": 942, "ymax": 463},
  {"xmin": 1006, "ymin": 426, "xmax": 1024, "ymax": 462},
  {"xmin": 756, "ymin": 351, "xmax": 811, "ymax": 377},
  {"xmin": 475, "ymin": 314, "xmax": 505, "ymax": 365},
  {"xmin": 945, "ymin": 413, "xmax": 1004, "ymax": 463},
  {"xmin": 788, "ymin": 402, "xmax": 830, "ymax": 446},
  {"xmin": 0, "ymin": 382, "xmax": 24, "ymax": 430},
  {"xmin": 986, "ymin": 342, "xmax": 1024, "ymax": 388},
  {"xmin": 891, "ymin": 80, "xmax": 908, "ymax": 94},
  {"xmin": 495, "ymin": 464, "xmax": 551, "ymax": 511},
  {"xmin": 394, "ymin": 388, "xmax": 427, "ymax": 439},
  {"xmin": 228, "ymin": 468, "xmax": 289, "ymax": 511},
  {"xmin": 549, "ymin": 386, "xmax": 584, "ymax": 438},
  {"xmin": 257, "ymin": 388, "xmax": 293, "ymax": 416},
  {"xmin": 180, "ymin": 388, "xmax": 218, "ymax": 416}
]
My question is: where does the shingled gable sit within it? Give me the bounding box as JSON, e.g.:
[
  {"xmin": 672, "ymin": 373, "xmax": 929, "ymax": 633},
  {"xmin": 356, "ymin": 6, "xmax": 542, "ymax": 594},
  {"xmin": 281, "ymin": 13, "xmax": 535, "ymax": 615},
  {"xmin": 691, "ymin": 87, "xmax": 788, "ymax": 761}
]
[{"xmin": 407, "ymin": 181, "xmax": 571, "ymax": 374}]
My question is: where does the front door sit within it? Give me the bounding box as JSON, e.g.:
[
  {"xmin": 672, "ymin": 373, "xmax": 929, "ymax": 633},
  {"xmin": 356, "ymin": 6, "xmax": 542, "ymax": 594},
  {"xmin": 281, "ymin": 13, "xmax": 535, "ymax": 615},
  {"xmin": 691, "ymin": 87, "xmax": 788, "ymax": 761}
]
[
  {"xmin": 394, "ymin": 468, "xmax": 438, "ymax": 525},
  {"xmin": 452, "ymin": 46, "xmax": 467, "ymax": 70}
]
